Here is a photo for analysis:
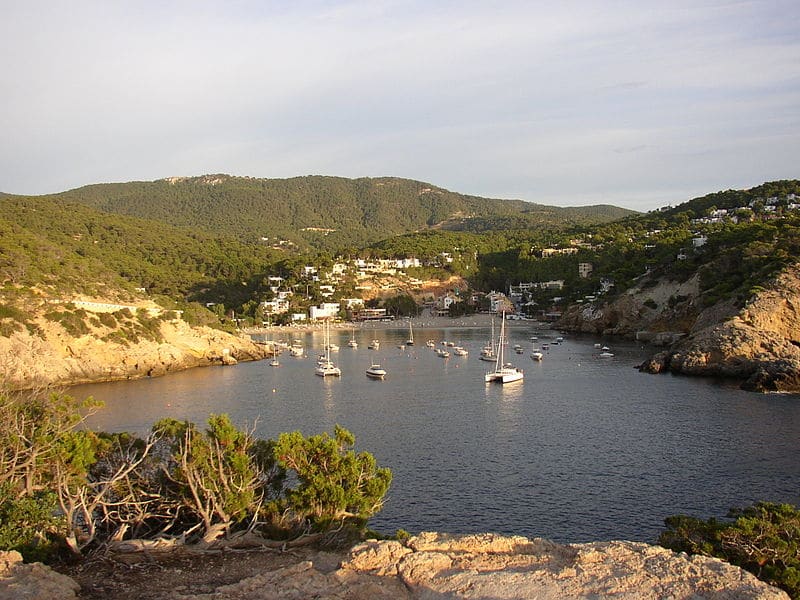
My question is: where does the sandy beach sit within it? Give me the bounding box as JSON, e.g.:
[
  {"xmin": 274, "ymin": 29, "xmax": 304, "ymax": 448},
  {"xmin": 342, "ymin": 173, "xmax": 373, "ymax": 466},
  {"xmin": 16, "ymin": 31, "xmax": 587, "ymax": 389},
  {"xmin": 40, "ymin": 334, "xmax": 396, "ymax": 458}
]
[{"xmin": 243, "ymin": 313, "xmax": 552, "ymax": 336}]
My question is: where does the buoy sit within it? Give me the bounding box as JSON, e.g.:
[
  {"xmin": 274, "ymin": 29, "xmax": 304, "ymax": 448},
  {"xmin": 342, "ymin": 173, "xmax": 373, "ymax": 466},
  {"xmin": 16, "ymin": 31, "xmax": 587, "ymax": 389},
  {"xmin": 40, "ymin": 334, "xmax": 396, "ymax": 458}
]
[{"xmin": 272, "ymin": 388, "xmax": 277, "ymax": 393}]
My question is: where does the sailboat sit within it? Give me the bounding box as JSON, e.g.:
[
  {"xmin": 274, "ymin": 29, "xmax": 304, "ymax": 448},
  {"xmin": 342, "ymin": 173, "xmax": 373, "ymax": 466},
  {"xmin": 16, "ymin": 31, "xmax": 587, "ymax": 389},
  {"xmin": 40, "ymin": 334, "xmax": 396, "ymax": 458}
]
[
  {"xmin": 315, "ymin": 320, "xmax": 341, "ymax": 377},
  {"xmin": 479, "ymin": 315, "xmax": 497, "ymax": 362},
  {"xmin": 269, "ymin": 333, "xmax": 280, "ymax": 366},
  {"xmin": 485, "ymin": 312, "xmax": 523, "ymax": 384},
  {"xmin": 347, "ymin": 328, "xmax": 358, "ymax": 348},
  {"xmin": 405, "ymin": 320, "xmax": 414, "ymax": 346}
]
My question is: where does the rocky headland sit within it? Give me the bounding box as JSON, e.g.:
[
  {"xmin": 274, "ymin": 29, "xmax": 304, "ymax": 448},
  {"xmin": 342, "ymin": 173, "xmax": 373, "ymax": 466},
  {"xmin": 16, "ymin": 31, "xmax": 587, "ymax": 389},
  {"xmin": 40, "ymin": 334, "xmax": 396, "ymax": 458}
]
[
  {"xmin": 557, "ymin": 262, "xmax": 800, "ymax": 392},
  {"xmin": 3, "ymin": 532, "xmax": 790, "ymax": 599},
  {"xmin": 0, "ymin": 301, "xmax": 269, "ymax": 390}
]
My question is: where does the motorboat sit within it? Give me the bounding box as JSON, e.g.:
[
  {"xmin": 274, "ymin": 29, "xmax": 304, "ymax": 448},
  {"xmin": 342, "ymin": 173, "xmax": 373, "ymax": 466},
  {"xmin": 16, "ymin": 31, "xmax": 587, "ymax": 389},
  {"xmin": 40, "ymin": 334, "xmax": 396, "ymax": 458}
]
[
  {"xmin": 435, "ymin": 348, "xmax": 450, "ymax": 358},
  {"xmin": 365, "ymin": 363, "xmax": 387, "ymax": 379},
  {"xmin": 599, "ymin": 351, "xmax": 615, "ymax": 358},
  {"xmin": 453, "ymin": 346, "xmax": 468, "ymax": 356},
  {"xmin": 368, "ymin": 339, "xmax": 380, "ymax": 350},
  {"xmin": 426, "ymin": 340, "xmax": 436, "ymax": 348},
  {"xmin": 485, "ymin": 312, "xmax": 523, "ymax": 384},
  {"xmin": 530, "ymin": 349, "xmax": 544, "ymax": 361}
]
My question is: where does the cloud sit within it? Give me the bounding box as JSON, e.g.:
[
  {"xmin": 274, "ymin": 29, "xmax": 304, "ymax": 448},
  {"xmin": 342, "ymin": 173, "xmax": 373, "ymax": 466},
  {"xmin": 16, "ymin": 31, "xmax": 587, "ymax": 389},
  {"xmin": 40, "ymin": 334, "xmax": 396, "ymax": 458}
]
[{"xmin": 1, "ymin": 0, "xmax": 798, "ymax": 211}]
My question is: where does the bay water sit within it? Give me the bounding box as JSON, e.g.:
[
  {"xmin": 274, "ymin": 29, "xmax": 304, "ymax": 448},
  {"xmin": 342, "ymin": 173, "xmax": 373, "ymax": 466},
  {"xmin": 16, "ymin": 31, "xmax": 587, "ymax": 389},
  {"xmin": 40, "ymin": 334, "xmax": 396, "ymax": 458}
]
[{"xmin": 73, "ymin": 323, "xmax": 800, "ymax": 543}]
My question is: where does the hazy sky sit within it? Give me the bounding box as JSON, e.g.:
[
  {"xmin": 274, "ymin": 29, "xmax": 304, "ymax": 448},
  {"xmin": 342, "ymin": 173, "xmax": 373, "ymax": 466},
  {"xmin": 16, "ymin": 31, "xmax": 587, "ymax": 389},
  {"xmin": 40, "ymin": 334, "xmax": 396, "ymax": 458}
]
[{"xmin": 2, "ymin": 1, "xmax": 798, "ymax": 211}]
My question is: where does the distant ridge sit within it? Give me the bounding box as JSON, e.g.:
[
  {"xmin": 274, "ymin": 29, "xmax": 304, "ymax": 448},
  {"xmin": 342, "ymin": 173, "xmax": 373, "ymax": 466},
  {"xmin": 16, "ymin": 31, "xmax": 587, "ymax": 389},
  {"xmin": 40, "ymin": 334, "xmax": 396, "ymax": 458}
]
[{"xmin": 46, "ymin": 174, "xmax": 636, "ymax": 250}]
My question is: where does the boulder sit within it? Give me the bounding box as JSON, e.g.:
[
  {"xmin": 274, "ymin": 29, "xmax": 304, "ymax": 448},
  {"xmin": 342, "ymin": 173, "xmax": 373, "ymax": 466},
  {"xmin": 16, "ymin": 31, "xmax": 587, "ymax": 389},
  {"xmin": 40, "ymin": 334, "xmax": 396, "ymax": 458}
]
[{"xmin": 0, "ymin": 551, "xmax": 80, "ymax": 600}]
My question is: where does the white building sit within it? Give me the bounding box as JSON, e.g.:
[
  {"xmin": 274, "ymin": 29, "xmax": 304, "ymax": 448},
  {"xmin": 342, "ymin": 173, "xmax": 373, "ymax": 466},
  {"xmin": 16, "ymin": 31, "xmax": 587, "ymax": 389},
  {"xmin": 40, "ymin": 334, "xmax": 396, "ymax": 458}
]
[{"xmin": 309, "ymin": 303, "xmax": 341, "ymax": 321}]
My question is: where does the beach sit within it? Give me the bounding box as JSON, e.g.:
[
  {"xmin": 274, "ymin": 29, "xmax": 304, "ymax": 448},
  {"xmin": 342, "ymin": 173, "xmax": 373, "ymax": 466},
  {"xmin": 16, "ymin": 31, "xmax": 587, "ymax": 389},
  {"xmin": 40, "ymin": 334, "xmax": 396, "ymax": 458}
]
[{"xmin": 243, "ymin": 313, "xmax": 550, "ymax": 336}]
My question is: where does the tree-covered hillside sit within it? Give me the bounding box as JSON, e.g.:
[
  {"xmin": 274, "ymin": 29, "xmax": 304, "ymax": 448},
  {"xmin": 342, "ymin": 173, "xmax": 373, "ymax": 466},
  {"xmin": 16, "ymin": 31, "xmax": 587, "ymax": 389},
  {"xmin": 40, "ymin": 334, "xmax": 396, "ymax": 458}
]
[
  {"xmin": 49, "ymin": 174, "xmax": 636, "ymax": 251},
  {"xmin": 0, "ymin": 195, "xmax": 281, "ymax": 306}
]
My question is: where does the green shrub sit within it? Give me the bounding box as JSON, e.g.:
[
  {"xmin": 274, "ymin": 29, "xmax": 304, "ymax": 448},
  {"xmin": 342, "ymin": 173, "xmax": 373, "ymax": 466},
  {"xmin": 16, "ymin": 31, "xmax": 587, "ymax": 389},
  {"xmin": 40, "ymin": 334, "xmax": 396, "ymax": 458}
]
[
  {"xmin": 660, "ymin": 502, "xmax": 800, "ymax": 598},
  {"xmin": 274, "ymin": 425, "xmax": 392, "ymax": 530},
  {"xmin": 98, "ymin": 312, "xmax": 117, "ymax": 328},
  {"xmin": 43, "ymin": 308, "xmax": 90, "ymax": 337},
  {"xmin": 0, "ymin": 484, "xmax": 64, "ymax": 562}
]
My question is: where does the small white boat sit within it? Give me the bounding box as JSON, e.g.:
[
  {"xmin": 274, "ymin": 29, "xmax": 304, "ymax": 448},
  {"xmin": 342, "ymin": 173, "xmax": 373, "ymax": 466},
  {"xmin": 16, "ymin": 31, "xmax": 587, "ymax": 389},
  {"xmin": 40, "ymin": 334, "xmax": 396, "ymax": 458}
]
[
  {"xmin": 541, "ymin": 343, "xmax": 550, "ymax": 350},
  {"xmin": 479, "ymin": 317, "xmax": 497, "ymax": 362},
  {"xmin": 368, "ymin": 339, "xmax": 380, "ymax": 350},
  {"xmin": 453, "ymin": 346, "xmax": 468, "ymax": 356},
  {"xmin": 599, "ymin": 351, "xmax": 615, "ymax": 358},
  {"xmin": 594, "ymin": 343, "xmax": 602, "ymax": 349},
  {"xmin": 365, "ymin": 364, "xmax": 386, "ymax": 379},
  {"xmin": 426, "ymin": 340, "xmax": 436, "ymax": 348},
  {"xmin": 326, "ymin": 343, "xmax": 339, "ymax": 352},
  {"xmin": 513, "ymin": 344, "xmax": 524, "ymax": 354},
  {"xmin": 531, "ymin": 350, "xmax": 543, "ymax": 361},
  {"xmin": 406, "ymin": 321, "xmax": 414, "ymax": 346},
  {"xmin": 556, "ymin": 336, "xmax": 564, "ymax": 343},
  {"xmin": 601, "ymin": 346, "xmax": 611, "ymax": 352},
  {"xmin": 289, "ymin": 345, "xmax": 304, "ymax": 357},
  {"xmin": 436, "ymin": 348, "xmax": 450, "ymax": 358},
  {"xmin": 347, "ymin": 328, "xmax": 358, "ymax": 348}
]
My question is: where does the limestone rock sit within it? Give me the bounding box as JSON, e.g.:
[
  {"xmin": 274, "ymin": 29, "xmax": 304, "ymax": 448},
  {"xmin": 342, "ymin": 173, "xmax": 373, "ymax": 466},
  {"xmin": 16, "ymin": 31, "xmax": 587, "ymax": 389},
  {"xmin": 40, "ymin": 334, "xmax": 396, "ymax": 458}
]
[
  {"xmin": 0, "ymin": 310, "xmax": 269, "ymax": 390},
  {"xmin": 559, "ymin": 260, "xmax": 800, "ymax": 392},
  {"xmin": 0, "ymin": 551, "xmax": 80, "ymax": 600},
  {"xmin": 175, "ymin": 533, "xmax": 788, "ymax": 599}
]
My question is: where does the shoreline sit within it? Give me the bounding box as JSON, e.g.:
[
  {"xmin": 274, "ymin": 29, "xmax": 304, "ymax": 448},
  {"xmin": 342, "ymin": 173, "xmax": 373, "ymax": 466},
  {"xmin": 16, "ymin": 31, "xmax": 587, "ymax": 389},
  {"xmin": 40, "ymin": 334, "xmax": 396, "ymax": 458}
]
[{"xmin": 243, "ymin": 313, "xmax": 553, "ymax": 336}]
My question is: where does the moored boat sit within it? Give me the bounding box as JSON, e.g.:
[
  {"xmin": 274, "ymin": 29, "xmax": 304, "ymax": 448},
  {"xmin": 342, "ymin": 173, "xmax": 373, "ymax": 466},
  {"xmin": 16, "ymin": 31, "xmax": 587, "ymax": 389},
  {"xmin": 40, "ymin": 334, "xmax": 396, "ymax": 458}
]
[
  {"xmin": 365, "ymin": 363, "xmax": 387, "ymax": 379},
  {"xmin": 485, "ymin": 312, "xmax": 523, "ymax": 384}
]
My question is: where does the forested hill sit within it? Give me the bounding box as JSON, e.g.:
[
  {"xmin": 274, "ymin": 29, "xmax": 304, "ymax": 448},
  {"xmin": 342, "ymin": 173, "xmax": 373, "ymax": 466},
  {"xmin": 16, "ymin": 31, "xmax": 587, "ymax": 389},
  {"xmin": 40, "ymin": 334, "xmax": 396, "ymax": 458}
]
[{"xmin": 46, "ymin": 174, "xmax": 635, "ymax": 251}]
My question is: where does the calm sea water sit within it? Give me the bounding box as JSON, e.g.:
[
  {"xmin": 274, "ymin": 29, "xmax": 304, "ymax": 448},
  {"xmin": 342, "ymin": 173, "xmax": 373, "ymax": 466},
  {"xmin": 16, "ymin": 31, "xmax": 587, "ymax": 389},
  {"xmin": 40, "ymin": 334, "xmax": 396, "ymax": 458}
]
[{"xmin": 72, "ymin": 323, "xmax": 800, "ymax": 544}]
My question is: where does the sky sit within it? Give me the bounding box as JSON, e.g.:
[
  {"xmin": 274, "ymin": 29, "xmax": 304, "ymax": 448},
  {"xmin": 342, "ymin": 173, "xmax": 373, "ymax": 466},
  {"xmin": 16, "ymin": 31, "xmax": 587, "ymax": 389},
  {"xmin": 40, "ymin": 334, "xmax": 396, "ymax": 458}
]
[{"xmin": 1, "ymin": 1, "xmax": 799, "ymax": 211}]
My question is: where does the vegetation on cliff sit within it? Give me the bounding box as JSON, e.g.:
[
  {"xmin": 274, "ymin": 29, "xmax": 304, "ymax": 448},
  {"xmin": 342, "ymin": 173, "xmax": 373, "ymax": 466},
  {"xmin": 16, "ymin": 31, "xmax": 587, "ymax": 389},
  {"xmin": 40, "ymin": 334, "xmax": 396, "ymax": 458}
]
[
  {"xmin": 0, "ymin": 389, "xmax": 391, "ymax": 561},
  {"xmin": 661, "ymin": 502, "xmax": 800, "ymax": 598}
]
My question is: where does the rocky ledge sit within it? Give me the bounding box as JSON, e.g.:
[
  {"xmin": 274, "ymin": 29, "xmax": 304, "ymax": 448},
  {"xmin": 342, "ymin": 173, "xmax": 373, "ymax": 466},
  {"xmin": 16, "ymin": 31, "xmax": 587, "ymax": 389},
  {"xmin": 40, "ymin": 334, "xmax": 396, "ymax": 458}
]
[
  {"xmin": 3, "ymin": 533, "xmax": 789, "ymax": 599},
  {"xmin": 0, "ymin": 315, "xmax": 269, "ymax": 390},
  {"xmin": 640, "ymin": 263, "xmax": 800, "ymax": 392}
]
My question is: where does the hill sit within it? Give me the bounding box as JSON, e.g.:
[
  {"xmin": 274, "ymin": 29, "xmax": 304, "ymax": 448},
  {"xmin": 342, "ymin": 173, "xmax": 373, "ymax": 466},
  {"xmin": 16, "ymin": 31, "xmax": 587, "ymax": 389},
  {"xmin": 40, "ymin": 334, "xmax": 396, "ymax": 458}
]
[{"xmin": 48, "ymin": 174, "xmax": 636, "ymax": 251}]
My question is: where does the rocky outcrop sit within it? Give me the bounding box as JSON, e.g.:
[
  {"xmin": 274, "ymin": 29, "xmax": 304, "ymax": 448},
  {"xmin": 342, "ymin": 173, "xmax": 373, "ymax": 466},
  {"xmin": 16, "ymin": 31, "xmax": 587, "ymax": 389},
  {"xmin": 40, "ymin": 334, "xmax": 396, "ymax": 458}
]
[
  {"xmin": 557, "ymin": 274, "xmax": 702, "ymax": 337},
  {"xmin": 7, "ymin": 534, "xmax": 790, "ymax": 598},
  {"xmin": 187, "ymin": 533, "xmax": 788, "ymax": 599},
  {"xmin": 640, "ymin": 263, "xmax": 800, "ymax": 392},
  {"xmin": 0, "ymin": 551, "xmax": 80, "ymax": 600},
  {"xmin": 0, "ymin": 314, "xmax": 269, "ymax": 390},
  {"xmin": 559, "ymin": 262, "xmax": 800, "ymax": 392}
]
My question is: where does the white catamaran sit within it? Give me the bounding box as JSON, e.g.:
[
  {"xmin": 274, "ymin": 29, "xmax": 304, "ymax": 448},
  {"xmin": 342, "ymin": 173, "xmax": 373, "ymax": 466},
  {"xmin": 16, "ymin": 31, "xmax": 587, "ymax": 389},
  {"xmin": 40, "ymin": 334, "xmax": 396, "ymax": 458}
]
[
  {"xmin": 485, "ymin": 313, "xmax": 523, "ymax": 384},
  {"xmin": 315, "ymin": 320, "xmax": 341, "ymax": 377}
]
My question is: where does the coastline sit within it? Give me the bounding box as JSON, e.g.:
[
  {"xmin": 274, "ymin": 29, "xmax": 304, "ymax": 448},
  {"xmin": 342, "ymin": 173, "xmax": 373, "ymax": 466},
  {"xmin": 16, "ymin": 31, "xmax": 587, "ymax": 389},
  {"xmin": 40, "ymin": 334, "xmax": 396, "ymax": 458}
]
[{"xmin": 243, "ymin": 313, "xmax": 550, "ymax": 336}]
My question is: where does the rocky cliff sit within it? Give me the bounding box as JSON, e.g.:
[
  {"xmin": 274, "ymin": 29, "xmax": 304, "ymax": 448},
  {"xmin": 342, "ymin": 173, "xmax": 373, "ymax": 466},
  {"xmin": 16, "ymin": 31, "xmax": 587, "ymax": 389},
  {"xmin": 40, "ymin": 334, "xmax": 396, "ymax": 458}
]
[
  {"xmin": 0, "ymin": 305, "xmax": 269, "ymax": 390},
  {"xmin": 558, "ymin": 262, "xmax": 800, "ymax": 392},
  {"xmin": 2, "ymin": 533, "xmax": 790, "ymax": 599}
]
